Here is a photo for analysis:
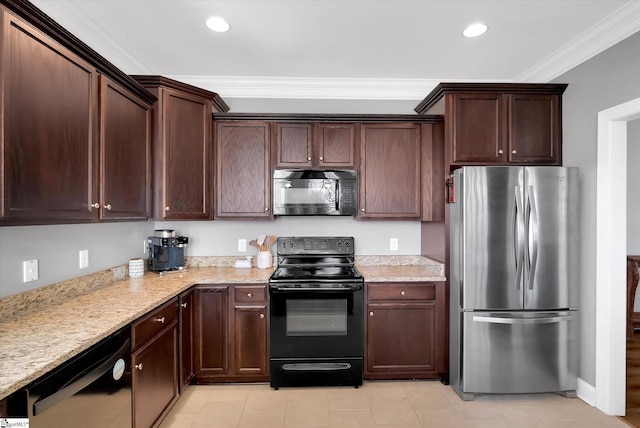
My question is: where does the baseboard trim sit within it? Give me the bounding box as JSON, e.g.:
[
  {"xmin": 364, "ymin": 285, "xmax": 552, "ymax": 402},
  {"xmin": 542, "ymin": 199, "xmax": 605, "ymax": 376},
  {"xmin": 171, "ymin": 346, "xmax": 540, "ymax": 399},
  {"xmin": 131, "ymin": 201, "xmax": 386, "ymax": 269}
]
[{"xmin": 577, "ymin": 377, "xmax": 596, "ymax": 406}]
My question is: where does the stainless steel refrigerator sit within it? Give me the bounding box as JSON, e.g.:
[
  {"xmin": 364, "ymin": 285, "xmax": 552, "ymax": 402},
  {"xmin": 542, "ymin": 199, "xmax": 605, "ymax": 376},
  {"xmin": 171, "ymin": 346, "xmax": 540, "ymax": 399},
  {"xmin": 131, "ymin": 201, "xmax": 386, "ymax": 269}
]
[{"xmin": 449, "ymin": 166, "xmax": 579, "ymax": 400}]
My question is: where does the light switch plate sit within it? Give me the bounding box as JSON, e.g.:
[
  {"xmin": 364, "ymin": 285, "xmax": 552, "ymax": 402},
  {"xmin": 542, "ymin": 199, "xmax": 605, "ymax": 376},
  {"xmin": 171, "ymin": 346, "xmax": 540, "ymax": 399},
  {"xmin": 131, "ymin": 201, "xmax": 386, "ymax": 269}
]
[
  {"xmin": 79, "ymin": 249, "xmax": 89, "ymax": 269},
  {"xmin": 238, "ymin": 239, "xmax": 247, "ymax": 252},
  {"xmin": 390, "ymin": 238, "xmax": 399, "ymax": 251},
  {"xmin": 23, "ymin": 259, "xmax": 38, "ymax": 282}
]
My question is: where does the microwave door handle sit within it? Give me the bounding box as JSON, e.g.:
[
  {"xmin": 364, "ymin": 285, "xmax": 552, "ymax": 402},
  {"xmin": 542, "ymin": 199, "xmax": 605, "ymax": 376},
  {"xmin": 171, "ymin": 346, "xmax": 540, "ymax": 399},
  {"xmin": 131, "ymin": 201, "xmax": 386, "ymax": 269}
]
[{"xmin": 335, "ymin": 181, "xmax": 340, "ymax": 212}]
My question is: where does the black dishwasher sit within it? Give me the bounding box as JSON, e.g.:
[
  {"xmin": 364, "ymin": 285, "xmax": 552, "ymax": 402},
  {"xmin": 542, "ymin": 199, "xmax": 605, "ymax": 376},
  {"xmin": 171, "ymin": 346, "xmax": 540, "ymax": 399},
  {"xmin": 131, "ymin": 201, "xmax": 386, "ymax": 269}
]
[{"xmin": 5, "ymin": 327, "xmax": 132, "ymax": 427}]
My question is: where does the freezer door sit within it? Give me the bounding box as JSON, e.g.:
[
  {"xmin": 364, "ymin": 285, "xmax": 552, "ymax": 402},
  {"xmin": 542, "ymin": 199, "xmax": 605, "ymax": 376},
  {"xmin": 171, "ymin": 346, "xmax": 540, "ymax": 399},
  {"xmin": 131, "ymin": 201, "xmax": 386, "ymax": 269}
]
[
  {"xmin": 523, "ymin": 167, "xmax": 579, "ymax": 310},
  {"xmin": 458, "ymin": 167, "xmax": 523, "ymax": 310},
  {"xmin": 460, "ymin": 311, "xmax": 578, "ymax": 395}
]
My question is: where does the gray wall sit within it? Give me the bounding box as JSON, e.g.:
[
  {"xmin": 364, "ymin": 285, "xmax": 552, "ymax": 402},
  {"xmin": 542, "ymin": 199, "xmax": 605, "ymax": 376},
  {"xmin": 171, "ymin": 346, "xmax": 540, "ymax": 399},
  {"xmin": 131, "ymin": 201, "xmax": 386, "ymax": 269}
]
[
  {"xmin": 553, "ymin": 30, "xmax": 640, "ymax": 386},
  {"xmin": 0, "ymin": 222, "xmax": 154, "ymax": 298}
]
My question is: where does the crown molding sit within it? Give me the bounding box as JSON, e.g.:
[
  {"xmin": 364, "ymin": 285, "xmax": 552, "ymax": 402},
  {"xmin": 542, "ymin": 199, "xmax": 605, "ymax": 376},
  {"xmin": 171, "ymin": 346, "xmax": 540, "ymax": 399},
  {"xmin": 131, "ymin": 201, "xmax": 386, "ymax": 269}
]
[
  {"xmin": 33, "ymin": 0, "xmax": 153, "ymax": 74},
  {"xmin": 164, "ymin": 76, "xmax": 511, "ymax": 100},
  {"xmin": 517, "ymin": 1, "xmax": 640, "ymax": 83}
]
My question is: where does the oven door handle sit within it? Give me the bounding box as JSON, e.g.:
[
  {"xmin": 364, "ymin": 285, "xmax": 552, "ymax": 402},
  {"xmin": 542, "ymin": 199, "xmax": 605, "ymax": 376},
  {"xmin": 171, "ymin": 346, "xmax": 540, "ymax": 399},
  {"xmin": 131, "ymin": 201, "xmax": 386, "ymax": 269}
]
[{"xmin": 270, "ymin": 284, "xmax": 363, "ymax": 292}]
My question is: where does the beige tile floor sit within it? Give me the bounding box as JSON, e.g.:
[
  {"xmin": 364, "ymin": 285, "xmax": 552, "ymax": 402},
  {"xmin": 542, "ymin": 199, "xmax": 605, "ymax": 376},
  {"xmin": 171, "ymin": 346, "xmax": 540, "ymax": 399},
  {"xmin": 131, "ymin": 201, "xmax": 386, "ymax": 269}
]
[{"xmin": 158, "ymin": 381, "xmax": 632, "ymax": 428}]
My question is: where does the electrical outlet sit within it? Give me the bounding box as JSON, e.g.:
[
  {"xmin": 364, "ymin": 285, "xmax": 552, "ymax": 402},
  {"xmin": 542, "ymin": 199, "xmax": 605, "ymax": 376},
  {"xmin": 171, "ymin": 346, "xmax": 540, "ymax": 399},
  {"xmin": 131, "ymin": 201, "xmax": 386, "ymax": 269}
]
[
  {"xmin": 143, "ymin": 239, "xmax": 148, "ymax": 254},
  {"xmin": 23, "ymin": 259, "xmax": 38, "ymax": 282},
  {"xmin": 79, "ymin": 249, "xmax": 89, "ymax": 269},
  {"xmin": 390, "ymin": 238, "xmax": 399, "ymax": 251},
  {"xmin": 238, "ymin": 239, "xmax": 247, "ymax": 252}
]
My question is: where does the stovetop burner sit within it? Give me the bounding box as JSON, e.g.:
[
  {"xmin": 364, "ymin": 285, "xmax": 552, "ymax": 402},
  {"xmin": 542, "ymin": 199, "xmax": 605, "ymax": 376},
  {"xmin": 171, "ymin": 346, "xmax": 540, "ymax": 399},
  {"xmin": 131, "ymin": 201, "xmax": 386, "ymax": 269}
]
[{"xmin": 269, "ymin": 237, "xmax": 362, "ymax": 284}]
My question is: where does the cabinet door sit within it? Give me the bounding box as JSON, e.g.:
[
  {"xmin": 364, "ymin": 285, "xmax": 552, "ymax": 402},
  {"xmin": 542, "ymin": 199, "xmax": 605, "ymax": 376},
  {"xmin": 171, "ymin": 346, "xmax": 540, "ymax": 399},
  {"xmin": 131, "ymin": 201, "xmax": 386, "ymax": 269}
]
[
  {"xmin": 366, "ymin": 302, "xmax": 437, "ymax": 377},
  {"xmin": 1, "ymin": 10, "xmax": 99, "ymax": 222},
  {"xmin": 508, "ymin": 94, "xmax": 561, "ymax": 164},
  {"xmin": 316, "ymin": 123, "xmax": 356, "ymax": 168},
  {"xmin": 274, "ymin": 123, "xmax": 313, "ymax": 168},
  {"xmin": 360, "ymin": 124, "xmax": 421, "ymax": 218},
  {"xmin": 157, "ymin": 88, "xmax": 212, "ymax": 220},
  {"xmin": 449, "ymin": 93, "xmax": 505, "ymax": 164},
  {"xmin": 100, "ymin": 76, "xmax": 151, "ymax": 220},
  {"xmin": 216, "ymin": 122, "xmax": 271, "ymax": 218},
  {"xmin": 194, "ymin": 287, "xmax": 229, "ymax": 376},
  {"xmin": 132, "ymin": 325, "xmax": 178, "ymax": 428},
  {"xmin": 233, "ymin": 305, "xmax": 268, "ymax": 378},
  {"xmin": 179, "ymin": 289, "xmax": 194, "ymax": 392}
]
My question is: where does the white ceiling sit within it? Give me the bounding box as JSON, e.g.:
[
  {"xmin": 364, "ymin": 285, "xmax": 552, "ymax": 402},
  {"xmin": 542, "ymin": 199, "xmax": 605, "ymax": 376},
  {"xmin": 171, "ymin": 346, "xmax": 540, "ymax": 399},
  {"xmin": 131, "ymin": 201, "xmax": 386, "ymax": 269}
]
[{"xmin": 31, "ymin": 0, "xmax": 640, "ymax": 100}]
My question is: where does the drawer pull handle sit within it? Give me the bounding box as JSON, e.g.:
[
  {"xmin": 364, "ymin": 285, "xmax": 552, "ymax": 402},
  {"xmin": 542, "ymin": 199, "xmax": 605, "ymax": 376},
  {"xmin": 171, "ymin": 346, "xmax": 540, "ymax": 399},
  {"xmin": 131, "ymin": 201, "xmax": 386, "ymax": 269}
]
[
  {"xmin": 181, "ymin": 303, "xmax": 188, "ymax": 308},
  {"xmin": 135, "ymin": 363, "xmax": 143, "ymax": 371},
  {"xmin": 369, "ymin": 311, "xmax": 374, "ymax": 317},
  {"xmin": 260, "ymin": 314, "xmax": 265, "ymax": 319},
  {"xmin": 247, "ymin": 293, "xmax": 253, "ymax": 298},
  {"xmin": 155, "ymin": 317, "xmax": 165, "ymax": 323},
  {"xmin": 400, "ymin": 291, "xmax": 405, "ymax": 296}
]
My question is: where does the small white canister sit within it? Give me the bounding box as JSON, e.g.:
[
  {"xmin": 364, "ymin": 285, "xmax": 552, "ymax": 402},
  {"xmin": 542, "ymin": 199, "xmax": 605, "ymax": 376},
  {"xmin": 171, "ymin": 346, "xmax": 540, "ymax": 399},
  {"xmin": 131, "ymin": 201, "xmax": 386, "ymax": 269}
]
[
  {"xmin": 256, "ymin": 251, "xmax": 273, "ymax": 269},
  {"xmin": 129, "ymin": 258, "xmax": 145, "ymax": 278}
]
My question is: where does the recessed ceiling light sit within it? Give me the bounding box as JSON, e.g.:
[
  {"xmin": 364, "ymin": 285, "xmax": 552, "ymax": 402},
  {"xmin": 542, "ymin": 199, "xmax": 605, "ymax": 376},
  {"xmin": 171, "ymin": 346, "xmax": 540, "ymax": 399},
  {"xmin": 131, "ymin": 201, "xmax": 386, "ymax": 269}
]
[
  {"xmin": 463, "ymin": 23, "xmax": 488, "ymax": 38},
  {"xmin": 206, "ymin": 16, "xmax": 230, "ymax": 33}
]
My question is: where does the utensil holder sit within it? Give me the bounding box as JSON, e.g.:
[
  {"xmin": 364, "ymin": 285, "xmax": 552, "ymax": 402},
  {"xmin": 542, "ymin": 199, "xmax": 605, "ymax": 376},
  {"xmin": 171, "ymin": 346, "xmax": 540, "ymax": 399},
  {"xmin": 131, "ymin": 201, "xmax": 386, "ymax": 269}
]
[
  {"xmin": 257, "ymin": 251, "xmax": 272, "ymax": 269},
  {"xmin": 129, "ymin": 258, "xmax": 145, "ymax": 278}
]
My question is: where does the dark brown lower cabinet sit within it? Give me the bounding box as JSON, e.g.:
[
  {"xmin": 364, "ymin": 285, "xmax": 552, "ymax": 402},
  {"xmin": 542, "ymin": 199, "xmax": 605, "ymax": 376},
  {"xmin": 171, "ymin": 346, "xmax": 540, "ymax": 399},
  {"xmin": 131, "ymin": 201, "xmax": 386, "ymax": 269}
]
[
  {"xmin": 131, "ymin": 298, "xmax": 179, "ymax": 428},
  {"xmin": 365, "ymin": 282, "xmax": 446, "ymax": 380},
  {"xmin": 194, "ymin": 284, "xmax": 268, "ymax": 382},
  {"xmin": 179, "ymin": 289, "xmax": 195, "ymax": 392}
]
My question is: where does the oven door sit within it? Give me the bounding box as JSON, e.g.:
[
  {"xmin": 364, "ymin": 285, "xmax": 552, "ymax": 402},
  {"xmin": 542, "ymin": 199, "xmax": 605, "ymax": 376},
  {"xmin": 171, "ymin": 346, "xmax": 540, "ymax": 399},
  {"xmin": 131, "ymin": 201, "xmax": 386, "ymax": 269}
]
[{"xmin": 269, "ymin": 283, "xmax": 364, "ymax": 358}]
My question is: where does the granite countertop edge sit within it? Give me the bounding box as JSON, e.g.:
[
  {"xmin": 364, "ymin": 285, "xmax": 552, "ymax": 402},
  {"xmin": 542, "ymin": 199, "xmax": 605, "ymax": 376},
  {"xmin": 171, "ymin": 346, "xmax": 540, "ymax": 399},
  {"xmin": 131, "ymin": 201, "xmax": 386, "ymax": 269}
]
[{"xmin": 0, "ymin": 259, "xmax": 445, "ymax": 400}]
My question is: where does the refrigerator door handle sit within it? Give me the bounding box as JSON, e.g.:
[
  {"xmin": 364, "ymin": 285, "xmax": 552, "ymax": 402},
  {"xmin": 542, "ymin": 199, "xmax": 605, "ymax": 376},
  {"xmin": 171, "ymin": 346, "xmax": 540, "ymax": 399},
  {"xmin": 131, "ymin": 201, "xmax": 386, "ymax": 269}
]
[
  {"xmin": 526, "ymin": 186, "xmax": 540, "ymax": 291},
  {"xmin": 514, "ymin": 185, "xmax": 525, "ymax": 291},
  {"xmin": 472, "ymin": 315, "xmax": 573, "ymax": 325}
]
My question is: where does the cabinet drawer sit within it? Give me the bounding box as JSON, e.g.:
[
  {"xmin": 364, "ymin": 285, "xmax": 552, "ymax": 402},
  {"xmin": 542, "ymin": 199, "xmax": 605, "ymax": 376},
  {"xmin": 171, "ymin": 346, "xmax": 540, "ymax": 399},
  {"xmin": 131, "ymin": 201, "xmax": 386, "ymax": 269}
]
[
  {"xmin": 234, "ymin": 285, "xmax": 267, "ymax": 303},
  {"xmin": 132, "ymin": 298, "xmax": 179, "ymax": 349},
  {"xmin": 367, "ymin": 283, "xmax": 435, "ymax": 301}
]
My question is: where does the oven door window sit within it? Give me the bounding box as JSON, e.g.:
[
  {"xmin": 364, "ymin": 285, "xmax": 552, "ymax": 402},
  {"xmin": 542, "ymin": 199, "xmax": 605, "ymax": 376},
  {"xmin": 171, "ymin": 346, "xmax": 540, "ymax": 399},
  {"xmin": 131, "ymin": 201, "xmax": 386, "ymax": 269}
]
[{"xmin": 286, "ymin": 299, "xmax": 347, "ymax": 336}]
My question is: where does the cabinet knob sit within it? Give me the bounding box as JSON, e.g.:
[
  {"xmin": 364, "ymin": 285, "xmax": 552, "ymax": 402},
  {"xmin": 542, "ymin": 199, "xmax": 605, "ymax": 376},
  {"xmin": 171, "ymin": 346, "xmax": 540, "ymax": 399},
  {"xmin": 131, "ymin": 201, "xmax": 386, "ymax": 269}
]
[
  {"xmin": 154, "ymin": 317, "xmax": 165, "ymax": 324},
  {"xmin": 400, "ymin": 291, "xmax": 405, "ymax": 296},
  {"xmin": 511, "ymin": 149, "xmax": 517, "ymax": 154},
  {"xmin": 181, "ymin": 303, "xmax": 188, "ymax": 308},
  {"xmin": 165, "ymin": 206, "xmax": 170, "ymax": 212},
  {"xmin": 91, "ymin": 202, "xmax": 100, "ymax": 209},
  {"xmin": 369, "ymin": 311, "xmax": 374, "ymax": 317},
  {"xmin": 497, "ymin": 149, "xmax": 504, "ymax": 154},
  {"xmin": 260, "ymin": 313, "xmax": 265, "ymax": 319},
  {"xmin": 361, "ymin": 208, "xmax": 365, "ymax": 212},
  {"xmin": 307, "ymin": 157, "xmax": 312, "ymax": 161},
  {"xmin": 247, "ymin": 293, "xmax": 253, "ymax": 298},
  {"xmin": 105, "ymin": 204, "xmax": 112, "ymax": 210},
  {"xmin": 135, "ymin": 363, "xmax": 143, "ymax": 371},
  {"xmin": 265, "ymin": 207, "xmax": 269, "ymax": 211},
  {"xmin": 319, "ymin": 157, "xmax": 323, "ymax": 161}
]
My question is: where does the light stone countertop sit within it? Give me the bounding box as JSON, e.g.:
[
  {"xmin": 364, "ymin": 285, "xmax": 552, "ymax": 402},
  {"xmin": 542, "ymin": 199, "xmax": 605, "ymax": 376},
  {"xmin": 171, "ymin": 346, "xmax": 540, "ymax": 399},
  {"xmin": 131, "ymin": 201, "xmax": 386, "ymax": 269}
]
[{"xmin": 0, "ymin": 259, "xmax": 444, "ymax": 400}]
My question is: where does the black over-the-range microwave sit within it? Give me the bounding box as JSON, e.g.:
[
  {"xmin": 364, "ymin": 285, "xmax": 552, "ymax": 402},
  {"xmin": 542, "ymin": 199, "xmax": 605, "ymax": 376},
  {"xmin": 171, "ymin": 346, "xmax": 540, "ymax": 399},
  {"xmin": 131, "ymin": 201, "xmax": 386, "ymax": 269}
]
[{"xmin": 272, "ymin": 169, "xmax": 357, "ymax": 216}]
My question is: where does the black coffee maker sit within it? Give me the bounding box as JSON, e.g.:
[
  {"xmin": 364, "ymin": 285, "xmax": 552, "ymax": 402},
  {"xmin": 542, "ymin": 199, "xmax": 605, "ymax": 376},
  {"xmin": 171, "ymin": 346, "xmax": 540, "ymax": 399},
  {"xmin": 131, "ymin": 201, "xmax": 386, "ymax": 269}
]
[{"xmin": 147, "ymin": 229, "xmax": 188, "ymax": 272}]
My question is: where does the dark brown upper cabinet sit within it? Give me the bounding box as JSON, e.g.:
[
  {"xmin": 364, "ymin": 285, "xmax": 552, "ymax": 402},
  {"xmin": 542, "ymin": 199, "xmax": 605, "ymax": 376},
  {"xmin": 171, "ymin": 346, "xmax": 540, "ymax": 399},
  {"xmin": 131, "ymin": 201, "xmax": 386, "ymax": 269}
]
[
  {"xmin": 0, "ymin": 8, "xmax": 99, "ymax": 223},
  {"xmin": 132, "ymin": 76, "xmax": 229, "ymax": 220},
  {"xmin": 359, "ymin": 123, "xmax": 422, "ymax": 219},
  {"xmin": 274, "ymin": 122, "xmax": 357, "ymax": 169},
  {"xmin": 215, "ymin": 121, "xmax": 272, "ymax": 219},
  {"xmin": 0, "ymin": 3, "xmax": 156, "ymax": 226},
  {"xmin": 99, "ymin": 76, "xmax": 152, "ymax": 220},
  {"xmin": 415, "ymin": 83, "xmax": 567, "ymax": 172}
]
